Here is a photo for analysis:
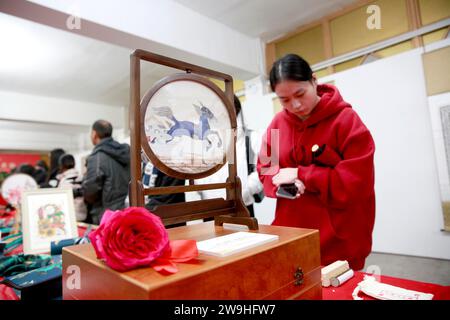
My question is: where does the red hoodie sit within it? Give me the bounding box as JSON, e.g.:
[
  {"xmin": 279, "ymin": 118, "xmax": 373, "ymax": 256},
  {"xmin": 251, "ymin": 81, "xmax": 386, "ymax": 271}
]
[{"xmin": 257, "ymin": 84, "xmax": 375, "ymax": 270}]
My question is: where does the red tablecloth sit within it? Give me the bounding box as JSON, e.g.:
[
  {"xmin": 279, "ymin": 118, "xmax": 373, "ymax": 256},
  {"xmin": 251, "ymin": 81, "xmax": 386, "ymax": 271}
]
[
  {"xmin": 323, "ymin": 271, "xmax": 450, "ymax": 300},
  {"xmin": 0, "ymin": 282, "xmax": 19, "ymax": 300},
  {"xmin": 2, "ymin": 229, "xmax": 449, "ymax": 301}
]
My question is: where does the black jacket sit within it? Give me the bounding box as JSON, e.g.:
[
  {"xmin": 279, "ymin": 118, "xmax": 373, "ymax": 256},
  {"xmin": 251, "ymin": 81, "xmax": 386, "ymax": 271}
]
[
  {"xmin": 146, "ymin": 167, "xmax": 185, "ymax": 211},
  {"xmin": 83, "ymin": 137, "xmax": 130, "ymax": 223}
]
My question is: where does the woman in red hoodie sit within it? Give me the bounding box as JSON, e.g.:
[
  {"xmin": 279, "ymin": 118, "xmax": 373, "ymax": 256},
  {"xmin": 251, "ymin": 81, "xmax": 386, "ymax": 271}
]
[{"xmin": 257, "ymin": 54, "xmax": 375, "ymax": 270}]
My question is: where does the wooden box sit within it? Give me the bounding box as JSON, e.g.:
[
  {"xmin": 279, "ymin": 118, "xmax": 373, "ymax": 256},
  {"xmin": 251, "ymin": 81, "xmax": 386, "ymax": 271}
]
[{"xmin": 62, "ymin": 222, "xmax": 322, "ymax": 300}]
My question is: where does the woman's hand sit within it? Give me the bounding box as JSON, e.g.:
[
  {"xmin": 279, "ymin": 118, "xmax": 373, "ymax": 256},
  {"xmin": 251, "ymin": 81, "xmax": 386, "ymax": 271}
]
[
  {"xmin": 272, "ymin": 168, "xmax": 298, "ymax": 186},
  {"xmin": 294, "ymin": 179, "xmax": 306, "ymax": 198}
]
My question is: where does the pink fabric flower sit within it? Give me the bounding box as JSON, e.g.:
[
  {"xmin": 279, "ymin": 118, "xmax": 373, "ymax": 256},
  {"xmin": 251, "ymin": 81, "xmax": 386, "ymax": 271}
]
[{"xmin": 88, "ymin": 207, "xmax": 170, "ymax": 272}]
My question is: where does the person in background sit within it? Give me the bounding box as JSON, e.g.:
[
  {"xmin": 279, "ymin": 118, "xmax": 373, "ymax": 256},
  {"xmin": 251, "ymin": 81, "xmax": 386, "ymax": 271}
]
[
  {"xmin": 141, "ymin": 151, "xmax": 186, "ymax": 228},
  {"xmin": 82, "ymin": 120, "xmax": 130, "ymax": 224},
  {"xmin": 144, "ymin": 164, "xmax": 186, "ymax": 228},
  {"xmin": 257, "ymin": 54, "xmax": 376, "ymax": 270},
  {"xmin": 44, "ymin": 148, "xmax": 66, "ymax": 188},
  {"xmin": 56, "ymin": 154, "xmax": 87, "ymax": 221},
  {"xmin": 56, "ymin": 154, "xmax": 78, "ymax": 187},
  {"xmin": 33, "ymin": 160, "xmax": 48, "ymax": 186},
  {"xmin": 144, "ymin": 165, "xmax": 186, "ymax": 212},
  {"xmin": 17, "ymin": 163, "xmax": 35, "ymax": 177}
]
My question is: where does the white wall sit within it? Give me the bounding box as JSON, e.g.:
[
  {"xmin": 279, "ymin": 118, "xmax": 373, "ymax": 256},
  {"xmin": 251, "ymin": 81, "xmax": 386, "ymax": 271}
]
[
  {"xmin": 0, "ymin": 90, "xmax": 126, "ymax": 154},
  {"xmin": 320, "ymin": 48, "xmax": 450, "ymax": 259},
  {"xmin": 0, "ymin": 127, "xmax": 80, "ymax": 152},
  {"xmin": 0, "ymin": 90, "xmax": 124, "ymax": 127},
  {"xmin": 253, "ymin": 196, "xmax": 277, "ymax": 225}
]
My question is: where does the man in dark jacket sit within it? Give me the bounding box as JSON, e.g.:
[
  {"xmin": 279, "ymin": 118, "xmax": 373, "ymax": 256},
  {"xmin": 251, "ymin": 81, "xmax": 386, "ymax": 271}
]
[{"xmin": 83, "ymin": 120, "xmax": 130, "ymax": 224}]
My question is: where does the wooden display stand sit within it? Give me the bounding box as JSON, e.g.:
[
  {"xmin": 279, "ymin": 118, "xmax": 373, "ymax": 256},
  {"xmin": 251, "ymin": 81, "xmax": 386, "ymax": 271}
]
[
  {"xmin": 63, "ymin": 222, "xmax": 321, "ymax": 300},
  {"xmin": 61, "ymin": 49, "xmax": 322, "ymax": 300},
  {"xmin": 129, "ymin": 49, "xmax": 258, "ymax": 229}
]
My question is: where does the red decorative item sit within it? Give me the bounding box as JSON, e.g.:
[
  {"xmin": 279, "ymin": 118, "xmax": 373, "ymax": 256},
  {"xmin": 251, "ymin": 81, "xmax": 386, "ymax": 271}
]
[
  {"xmin": 0, "ymin": 194, "xmax": 7, "ymax": 206},
  {"xmin": 88, "ymin": 207, "xmax": 198, "ymax": 273},
  {"xmin": 0, "ymin": 153, "xmax": 42, "ymax": 173},
  {"xmin": 152, "ymin": 239, "xmax": 199, "ymax": 274}
]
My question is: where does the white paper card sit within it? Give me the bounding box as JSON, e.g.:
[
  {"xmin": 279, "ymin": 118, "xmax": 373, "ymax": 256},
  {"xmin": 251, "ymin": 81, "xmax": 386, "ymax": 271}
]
[{"xmin": 197, "ymin": 231, "xmax": 279, "ymax": 257}]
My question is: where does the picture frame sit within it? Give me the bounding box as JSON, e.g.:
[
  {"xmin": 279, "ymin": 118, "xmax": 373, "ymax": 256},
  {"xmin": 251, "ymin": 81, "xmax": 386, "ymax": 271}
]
[
  {"xmin": 140, "ymin": 73, "xmax": 234, "ymax": 180},
  {"xmin": 21, "ymin": 188, "xmax": 78, "ymax": 254}
]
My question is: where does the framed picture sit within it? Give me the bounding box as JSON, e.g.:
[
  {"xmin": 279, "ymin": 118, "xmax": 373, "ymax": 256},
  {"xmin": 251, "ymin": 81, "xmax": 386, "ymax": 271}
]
[
  {"xmin": 140, "ymin": 73, "xmax": 234, "ymax": 179},
  {"xmin": 429, "ymin": 103, "xmax": 450, "ymax": 231},
  {"xmin": 21, "ymin": 188, "xmax": 78, "ymax": 254}
]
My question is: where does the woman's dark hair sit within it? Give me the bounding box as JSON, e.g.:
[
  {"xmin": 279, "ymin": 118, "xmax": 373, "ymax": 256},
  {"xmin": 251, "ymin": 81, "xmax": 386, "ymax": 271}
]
[
  {"xmin": 58, "ymin": 154, "xmax": 75, "ymax": 170},
  {"xmin": 269, "ymin": 54, "xmax": 313, "ymax": 92},
  {"xmin": 46, "ymin": 148, "xmax": 66, "ymax": 183},
  {"xmin": 18, "ymin": 163, "xmax": 35, "ymax": 177},
  {"xmin": 49, "ymin": 149, "xmax": 65, "ymax": 171},
  {"xmin": 36, "ymin": 159, "xmax": 48, "ymax": 171}
]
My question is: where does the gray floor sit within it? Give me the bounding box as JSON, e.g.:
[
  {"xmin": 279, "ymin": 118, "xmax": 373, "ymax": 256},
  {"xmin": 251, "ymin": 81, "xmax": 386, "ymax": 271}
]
[{"xmin": 363, "ymin": 252, "xmax": 450, "ymax": 286}]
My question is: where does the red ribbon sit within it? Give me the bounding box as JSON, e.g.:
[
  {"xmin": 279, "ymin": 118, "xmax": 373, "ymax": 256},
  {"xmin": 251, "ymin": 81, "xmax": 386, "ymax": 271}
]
[{"xmin": 151, "ymin": 240, "xmax": 198, "ymax": 274}]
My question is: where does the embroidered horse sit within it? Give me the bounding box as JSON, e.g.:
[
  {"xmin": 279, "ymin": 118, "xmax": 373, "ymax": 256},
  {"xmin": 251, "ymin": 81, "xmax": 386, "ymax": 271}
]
[{"xmin": 153, "ymin": 102, "xmax": 222, "ymax": 149}]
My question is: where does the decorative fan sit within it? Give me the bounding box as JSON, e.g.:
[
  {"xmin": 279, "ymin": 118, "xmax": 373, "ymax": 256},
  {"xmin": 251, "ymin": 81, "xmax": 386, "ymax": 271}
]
[
  {"xmin": 1, "ymin": 173, "xmax": 38, "ymax": 207},
  {"xmin": 141, "ymin": 73, "xmax": 233, "ymax": 180}
]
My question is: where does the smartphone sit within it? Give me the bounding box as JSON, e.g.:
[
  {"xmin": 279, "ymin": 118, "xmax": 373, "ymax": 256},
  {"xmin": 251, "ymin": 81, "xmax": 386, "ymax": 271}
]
[{"xmin": 276, "ymin": 183, "xmax": 298, "ymax": 199}]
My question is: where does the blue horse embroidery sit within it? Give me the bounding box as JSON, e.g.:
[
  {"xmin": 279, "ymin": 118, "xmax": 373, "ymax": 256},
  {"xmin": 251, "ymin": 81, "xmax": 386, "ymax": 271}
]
[{"xmin": 153, "ymin": 102, "xmax": 222, "ymax": 149}]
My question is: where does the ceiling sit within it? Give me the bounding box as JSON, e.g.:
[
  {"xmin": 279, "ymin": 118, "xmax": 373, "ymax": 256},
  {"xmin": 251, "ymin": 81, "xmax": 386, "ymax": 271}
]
[
  {"xmin": 0, "ymin": 13, "xmax": 180, "ymax": 107},
  {"xmin": 0, "ymin": 0, "xmax": 359, "ymax": 112},
  {"xmin": 173, "ymin": 0, "xmax": 358, "ymax": 42}
]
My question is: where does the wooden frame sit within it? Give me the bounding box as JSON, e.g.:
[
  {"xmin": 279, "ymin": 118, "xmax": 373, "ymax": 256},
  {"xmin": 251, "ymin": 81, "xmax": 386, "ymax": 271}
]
[
  {"xmin": 406, "ymin": 0, "xmax": 424, "ymax": 48},
  {"xmin": 21, "ymin": 188, "xmax": 78, "ymax": 254},
  {"xmin": 140, "ymin": 73, "xmax": 232, "ymax": 180},
  {"xmin": 130, "ymin": 49, "xmax": 258, "ymax": 230}
]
